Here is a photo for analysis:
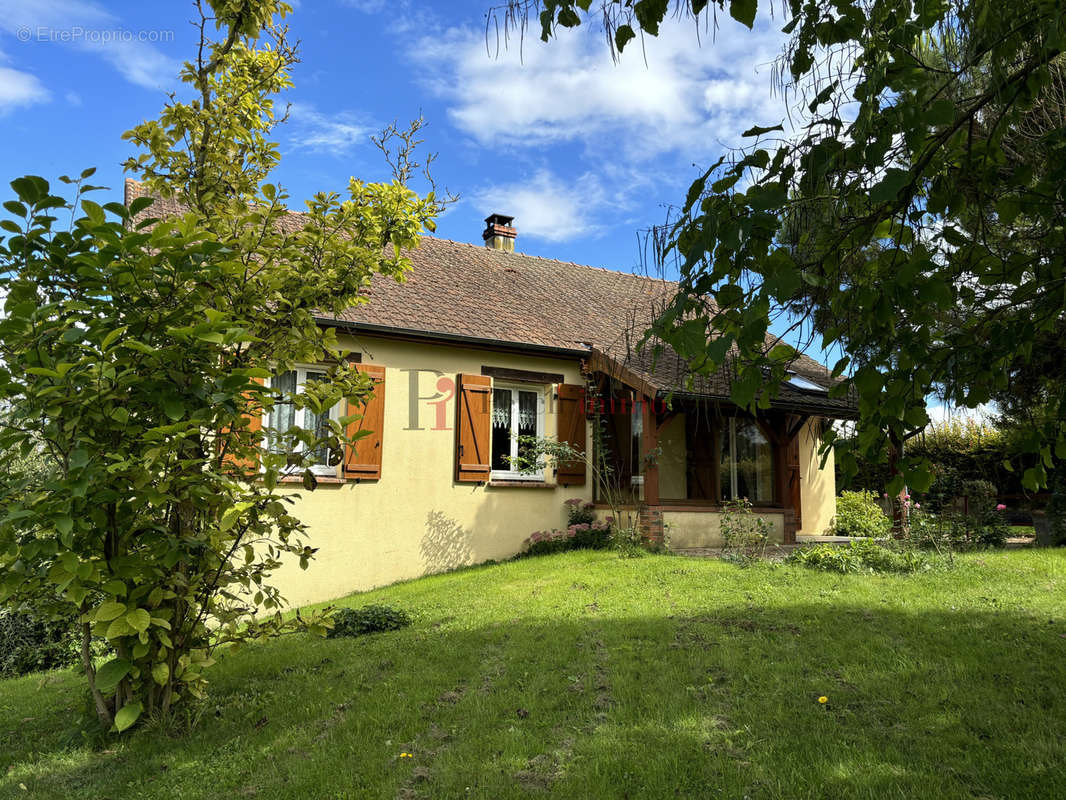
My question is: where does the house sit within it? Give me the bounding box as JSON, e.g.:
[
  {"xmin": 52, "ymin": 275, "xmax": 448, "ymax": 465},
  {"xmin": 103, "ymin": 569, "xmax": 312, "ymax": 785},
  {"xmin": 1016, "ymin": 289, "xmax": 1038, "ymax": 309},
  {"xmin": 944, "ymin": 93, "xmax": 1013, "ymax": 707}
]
[{"xmin": 126, "ymin": 182, "xmax": 855, "ymax": 608}]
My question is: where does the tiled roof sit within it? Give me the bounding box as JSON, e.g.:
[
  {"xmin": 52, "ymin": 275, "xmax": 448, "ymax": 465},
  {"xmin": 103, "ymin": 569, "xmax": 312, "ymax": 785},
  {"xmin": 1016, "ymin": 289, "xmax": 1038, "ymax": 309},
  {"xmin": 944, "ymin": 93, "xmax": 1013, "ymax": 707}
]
[{"xmin": 124, "ymin": 180, "xmax": 855, "ymax": 417}]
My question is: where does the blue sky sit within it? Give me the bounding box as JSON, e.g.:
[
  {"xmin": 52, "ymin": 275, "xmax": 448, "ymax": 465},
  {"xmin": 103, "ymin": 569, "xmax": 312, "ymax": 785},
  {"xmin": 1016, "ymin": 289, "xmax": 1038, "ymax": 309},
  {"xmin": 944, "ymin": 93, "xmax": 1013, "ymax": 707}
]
[{"xmin": 0, "ymin": 0, "xmax": 793, "ymax": 270}]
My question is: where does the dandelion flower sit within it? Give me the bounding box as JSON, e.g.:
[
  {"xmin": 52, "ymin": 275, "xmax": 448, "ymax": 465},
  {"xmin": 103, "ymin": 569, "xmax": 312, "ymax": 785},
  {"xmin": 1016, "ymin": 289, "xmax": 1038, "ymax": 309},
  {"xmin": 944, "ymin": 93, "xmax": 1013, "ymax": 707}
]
[{"xmin": 818, "ymin": 696, "xmax": 828, "ymax": 704}]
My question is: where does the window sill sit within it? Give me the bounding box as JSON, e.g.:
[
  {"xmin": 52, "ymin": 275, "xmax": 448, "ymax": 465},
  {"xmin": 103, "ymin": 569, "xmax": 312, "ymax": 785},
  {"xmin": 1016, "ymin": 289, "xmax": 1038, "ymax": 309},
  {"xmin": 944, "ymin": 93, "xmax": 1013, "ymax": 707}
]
[
  {"xmin": 277, "ymin": 474, "xmax": 347, "ymax": 484},
  {"xmin": 487, "ymin": 480, "xmax": 555, "ymax": 489}
]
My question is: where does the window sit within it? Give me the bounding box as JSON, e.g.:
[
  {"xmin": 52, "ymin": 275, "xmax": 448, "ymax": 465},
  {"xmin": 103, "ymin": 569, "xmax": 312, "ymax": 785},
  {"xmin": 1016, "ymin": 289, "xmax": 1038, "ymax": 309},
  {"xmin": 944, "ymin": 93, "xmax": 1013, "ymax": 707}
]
[
  {"xmin": 720, "ymin": 418, "xmax": 773, "ymax": 504},
  {"xmin": 490, "ymin": 383, "xmax": 545, "ymax": 480},
  {"xmin": 267, "ymin": 367, "xmax": 341, "ymax": 475},
  {"xmin": 786, "ymin": 370, "xmax": 828, "ymax": 394}
]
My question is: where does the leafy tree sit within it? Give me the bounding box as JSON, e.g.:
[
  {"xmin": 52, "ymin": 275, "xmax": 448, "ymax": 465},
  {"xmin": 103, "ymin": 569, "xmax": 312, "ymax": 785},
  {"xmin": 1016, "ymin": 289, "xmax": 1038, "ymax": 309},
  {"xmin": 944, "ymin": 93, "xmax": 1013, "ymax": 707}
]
[
  {"xmin": 493, "ymin": 0, "xmax": 1066, "ymax": 493},
  {"xmin": 0, "ymin": 0, "xmax": 442, "ymax": 731}
]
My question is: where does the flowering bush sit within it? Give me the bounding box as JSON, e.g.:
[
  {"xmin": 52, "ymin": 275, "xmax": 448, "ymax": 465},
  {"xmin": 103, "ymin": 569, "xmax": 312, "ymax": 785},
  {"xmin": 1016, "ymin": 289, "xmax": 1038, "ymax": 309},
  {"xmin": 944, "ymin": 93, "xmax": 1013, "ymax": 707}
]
[{"xmin": 524, "ymin": 501, "xmax": 611, "ymax": 556}]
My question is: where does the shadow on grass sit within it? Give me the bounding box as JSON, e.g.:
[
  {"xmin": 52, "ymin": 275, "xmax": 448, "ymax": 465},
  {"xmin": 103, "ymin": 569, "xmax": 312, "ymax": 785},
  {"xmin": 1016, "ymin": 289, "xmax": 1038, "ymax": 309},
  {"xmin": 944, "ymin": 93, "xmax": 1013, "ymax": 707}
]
[{"xmin": 2, "ymin": 600, "xmax": 1064, "ymax": 799}]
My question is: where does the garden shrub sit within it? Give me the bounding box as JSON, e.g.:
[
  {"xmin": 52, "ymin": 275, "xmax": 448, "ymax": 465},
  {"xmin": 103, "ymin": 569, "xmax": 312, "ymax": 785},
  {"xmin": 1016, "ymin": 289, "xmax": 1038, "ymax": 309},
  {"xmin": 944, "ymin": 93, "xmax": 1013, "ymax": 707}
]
[
  {"xmin": 327, "ymin": 605, "xmax": 411, "ymax": 639},
  {"xmin": 720, "ymin": 498, "xmax": 772, "ymax": 564},
  {"xmin": 0, "ymin": 604, "xmax": 81, "ymax": 678},
  {"xmin": 789, "ymin": 538, "xmax": 939, "ymax": 574},
  {"xmin": 828, "ymin": 490, "xmax": 892, "ymax": 538},
  {"xmin": 524, "ymin": 500, "xmax": 612, "ymax": 556}
]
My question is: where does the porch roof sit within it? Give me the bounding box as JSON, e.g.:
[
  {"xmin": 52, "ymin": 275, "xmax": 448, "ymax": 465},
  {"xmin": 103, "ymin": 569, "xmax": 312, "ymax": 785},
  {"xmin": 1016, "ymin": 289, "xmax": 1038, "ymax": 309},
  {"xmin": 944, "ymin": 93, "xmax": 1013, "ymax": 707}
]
[{"xmin": 589, "ymin": 343, "xmax": 858, "ymax": 419}]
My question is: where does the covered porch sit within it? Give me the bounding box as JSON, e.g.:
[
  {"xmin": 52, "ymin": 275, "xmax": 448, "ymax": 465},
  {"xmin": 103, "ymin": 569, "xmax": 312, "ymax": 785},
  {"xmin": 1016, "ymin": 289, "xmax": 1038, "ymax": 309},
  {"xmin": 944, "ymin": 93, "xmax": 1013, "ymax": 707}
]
[{"xmin": 585, "ymin": 348, "xmax": 852, "ymax": 547}]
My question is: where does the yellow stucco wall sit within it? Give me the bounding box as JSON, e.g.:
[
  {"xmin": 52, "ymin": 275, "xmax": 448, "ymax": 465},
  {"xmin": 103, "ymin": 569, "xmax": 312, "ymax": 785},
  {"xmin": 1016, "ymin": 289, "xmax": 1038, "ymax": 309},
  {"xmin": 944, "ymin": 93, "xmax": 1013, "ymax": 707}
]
[
  {"xmin": 797, "ymin": 419, "xmax": 836, "ymax": 535},
  {"xmin": 271, "ymin": 334, "xmax": 592, "ymax": 608},
  {"xmin": 657, "ymin": 413, "xmax": 687, "ymax": 500},
  {"xmin": 664, "ymin": 509, "xmax": 785, "ymax": 549},
  {"xmin": 269, "ymin": 335, "xmax": 838, "ymax": 606}
]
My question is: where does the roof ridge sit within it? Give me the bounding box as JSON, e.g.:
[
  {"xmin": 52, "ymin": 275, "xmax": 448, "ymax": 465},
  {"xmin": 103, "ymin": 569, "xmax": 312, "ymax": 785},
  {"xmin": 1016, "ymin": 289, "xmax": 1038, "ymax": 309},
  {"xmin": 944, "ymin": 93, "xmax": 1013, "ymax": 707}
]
[
  {"xmin": 127, "ymin": 178, "xmax": 677, "ymax": 289},
  {"xmin": 419, "ymin": 234, "xmax": 679, "ymax": 288}
]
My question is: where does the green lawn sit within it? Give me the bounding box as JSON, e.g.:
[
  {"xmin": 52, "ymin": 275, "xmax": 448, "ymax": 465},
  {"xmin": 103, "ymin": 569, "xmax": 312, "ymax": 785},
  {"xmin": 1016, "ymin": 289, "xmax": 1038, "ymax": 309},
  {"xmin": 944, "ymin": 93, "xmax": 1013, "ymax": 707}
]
[{"xmin": 2, "ymin": 549, "xmax": 1065, "ymax": 799}]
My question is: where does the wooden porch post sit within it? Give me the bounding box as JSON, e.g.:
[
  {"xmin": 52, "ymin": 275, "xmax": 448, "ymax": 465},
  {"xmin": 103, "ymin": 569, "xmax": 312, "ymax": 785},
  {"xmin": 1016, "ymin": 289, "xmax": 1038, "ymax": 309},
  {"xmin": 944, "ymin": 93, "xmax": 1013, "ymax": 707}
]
[
  {"xmin": 639, "ymin": 393, "xmax": 663, "ymax": 544},
  {"xmin": 760, "ymin": 413, "xmax": 808, "ymax": 546}
]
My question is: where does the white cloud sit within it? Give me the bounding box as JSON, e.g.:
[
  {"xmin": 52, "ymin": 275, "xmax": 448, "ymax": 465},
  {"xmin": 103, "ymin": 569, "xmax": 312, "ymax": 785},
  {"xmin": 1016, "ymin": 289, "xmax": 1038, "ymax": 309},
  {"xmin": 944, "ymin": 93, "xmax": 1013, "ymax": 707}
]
[
  {"xmin": 0, "ymin": 65, "xmax": 49, "ymax": 112},
  {"xmin": 415, "ymin": 16, "xmax": 790, "ymax": 160},
  {"xmin": 0, "ymin": 0, "xmax": 179, "ymax": 90},
  {"xmin": 286, "ymin": 102, "xmax": 374, "ymax": 155},
  {"xmin": 472, "ymin": 169, "xmax": 618, "ymax": 242}
]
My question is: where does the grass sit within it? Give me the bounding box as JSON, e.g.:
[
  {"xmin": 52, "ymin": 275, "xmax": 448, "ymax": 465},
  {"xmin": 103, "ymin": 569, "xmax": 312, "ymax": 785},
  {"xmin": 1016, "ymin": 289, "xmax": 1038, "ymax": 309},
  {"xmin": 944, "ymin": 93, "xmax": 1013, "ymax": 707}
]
[{"xmin": 2, "ymin": 549, "xmax": 1065, "ymax": 799}]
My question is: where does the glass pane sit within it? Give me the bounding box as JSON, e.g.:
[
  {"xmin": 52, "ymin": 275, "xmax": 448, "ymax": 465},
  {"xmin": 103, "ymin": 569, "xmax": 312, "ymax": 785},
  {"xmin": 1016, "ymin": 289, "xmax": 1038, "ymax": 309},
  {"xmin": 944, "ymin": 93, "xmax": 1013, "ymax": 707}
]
[
  {"xmin": 491, "ymin": 388, "xmax": 512, "ymax": 471},
  {"xmin": 719, "ymin": 420, "xmax": 733, "ymax": 500},
  {"xmin": 631, "ymin": 394, "xmax": 643, "ymax": 476},
  {"xmin": 270, "ymin": 370, "xmax": 297, "ymax": 453},
  {"xmin": 735, "ymin": 419, "xmax": 773, "ymax": 503},
  {"xmin": 516, "ymin": 390, "xmax": 538, "ymax": 468},
  {"xmin": 304, "ymin": 371, "xmax": 331, "ymax": 466}
]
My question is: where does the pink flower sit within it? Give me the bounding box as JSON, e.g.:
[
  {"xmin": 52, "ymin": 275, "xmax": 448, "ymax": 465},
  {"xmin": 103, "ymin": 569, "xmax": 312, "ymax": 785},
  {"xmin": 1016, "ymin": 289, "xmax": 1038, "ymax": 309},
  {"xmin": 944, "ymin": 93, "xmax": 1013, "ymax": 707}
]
[
  {"xmin": 914, "ymin": 503, "xmax": 921, "ymax": 509},
  {"xmin": 904, "ymin": 495, "xmax": 911, "ymax": 501},
  {"xmin": 582, "ymin": 502, "xmax": 595, "ymax": 511},
  {"xmin": 564, "ymin": 498, "xmax": 582, "ymax": 506},
  {"xmin": 996, "ymin": 503, "xmax": 1007, "ymax": 511},
  {"xmin": 883, "ymin": 493, "xmax": 889, "ymax": 498}
]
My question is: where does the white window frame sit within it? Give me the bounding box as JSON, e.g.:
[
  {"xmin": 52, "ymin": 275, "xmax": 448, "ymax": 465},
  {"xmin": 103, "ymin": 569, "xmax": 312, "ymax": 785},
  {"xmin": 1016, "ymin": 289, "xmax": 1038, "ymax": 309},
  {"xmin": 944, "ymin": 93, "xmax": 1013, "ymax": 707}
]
[
  {"xmin": 266, "ymin": 365, "xmax": 342, "ymax": 477},
  {"xmin": 490, "ymin": 382, "xmax": 546, "ymax": 481}
]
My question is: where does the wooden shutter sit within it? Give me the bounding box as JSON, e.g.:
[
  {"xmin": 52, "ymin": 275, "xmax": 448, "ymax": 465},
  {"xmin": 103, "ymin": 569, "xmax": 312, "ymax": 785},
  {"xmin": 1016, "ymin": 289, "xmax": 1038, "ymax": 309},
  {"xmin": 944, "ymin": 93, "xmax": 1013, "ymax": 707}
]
[
  {"xmin": 455, "ymin": 373, "xmax": 492, "ymax": 483},
  {"xmin": 344, "ymin": 364, "xmax": 386, "ymax": 479},
  {"xmin": 556, "ymin": 383, "xmax": 587, "ymax": 486},
  {"xmin": 223, "ymin": 378, "xmax": 264, "ymax": 475}
]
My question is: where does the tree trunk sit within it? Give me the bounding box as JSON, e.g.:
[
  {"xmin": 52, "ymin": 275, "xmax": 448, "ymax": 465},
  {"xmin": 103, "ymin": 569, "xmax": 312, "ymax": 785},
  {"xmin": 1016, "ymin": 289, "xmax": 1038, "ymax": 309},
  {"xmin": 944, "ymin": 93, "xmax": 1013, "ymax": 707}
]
[{"xmin": 81, "ymin": 621, "xmax": 113, "ymax": 727}]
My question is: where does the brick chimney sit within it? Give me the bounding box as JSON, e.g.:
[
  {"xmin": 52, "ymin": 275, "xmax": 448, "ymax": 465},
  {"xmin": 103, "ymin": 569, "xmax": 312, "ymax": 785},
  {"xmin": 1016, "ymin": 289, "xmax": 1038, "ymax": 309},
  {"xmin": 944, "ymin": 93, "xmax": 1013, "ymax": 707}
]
[{"xmin": 482, "ymin": 213, "xmax": 516, "ymax": 253}]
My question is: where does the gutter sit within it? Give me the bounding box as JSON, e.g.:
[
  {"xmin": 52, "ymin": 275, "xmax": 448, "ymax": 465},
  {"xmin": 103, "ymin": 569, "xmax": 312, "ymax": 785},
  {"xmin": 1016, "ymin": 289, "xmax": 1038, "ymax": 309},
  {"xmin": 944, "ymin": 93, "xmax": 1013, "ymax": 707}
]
[{"xmin": 315, "ymin": 317, "xmax": 592, "ymax": 360}]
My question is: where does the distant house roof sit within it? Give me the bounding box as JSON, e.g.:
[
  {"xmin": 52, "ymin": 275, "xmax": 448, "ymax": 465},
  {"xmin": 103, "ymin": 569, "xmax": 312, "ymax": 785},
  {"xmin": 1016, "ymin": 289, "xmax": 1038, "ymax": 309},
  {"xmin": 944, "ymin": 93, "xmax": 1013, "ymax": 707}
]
[{"xmin": 124, "ymin": 179, "xmax": 855, "ymax": 418}]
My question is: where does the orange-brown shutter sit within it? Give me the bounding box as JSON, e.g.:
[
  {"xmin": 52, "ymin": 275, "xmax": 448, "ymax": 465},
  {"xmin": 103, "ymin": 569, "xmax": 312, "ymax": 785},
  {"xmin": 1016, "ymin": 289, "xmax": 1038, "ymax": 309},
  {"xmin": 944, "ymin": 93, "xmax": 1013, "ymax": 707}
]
[
  {"xmin": 224, "ymin": 377, "xmax": 264, "ymax": 475},
  {"xmin": 344, "ymin": 364, "xmax": 386, "ymax": 479},
  {"xmin": 455, "ymin": 373, "xmax": 492, "ymax": 483},
  {"xmin": 556, "ymin": 383, "xmax": 587, "ymax": 486}
]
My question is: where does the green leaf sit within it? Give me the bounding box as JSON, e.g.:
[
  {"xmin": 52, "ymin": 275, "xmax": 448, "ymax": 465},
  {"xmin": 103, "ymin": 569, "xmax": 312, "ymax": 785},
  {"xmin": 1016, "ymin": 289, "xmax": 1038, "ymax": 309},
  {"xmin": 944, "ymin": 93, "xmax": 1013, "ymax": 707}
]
[
  {"xmin": 741, "ymin": 123, "xmax": 783, "ymax": 137},
  {"xmin": 126, "ymin": 607, "xmax": 151, "ymax": 633},
  {"xmin": 95, "ymin": 601, "xmax": 127, "ymax": 622},
  {"xmin": 634, "ymin": 0, "xmax": 669, "ymax": 35},
  {"xmin": 152, "ymin": 662, "xmax": 170, "ymax": 686},
  {"xmin": 163, "ymin": 396, "xmax": 185, "ymax": 422},
  {"xmin": 55, "ymin": 515, "xmax": 73, "ymax": 536},
  {"xmin": 105, "ymin": 616, "xmax": 133, "ymax": 640},
  {"xmin": 102, "ymin": 580, "xmax": 128, "ymax": 597},
  {"xmin": 614, "ymin": 23, "xmax": 636, "ymax": 51},
  {"xmin": 101, "ymin": 327, "xmax": 127, "ymax": 350},
  {"xmin": 95, "ymin": 658, "xmax": 132, "ymax": 694},
  {"xmin": 729, "ymin": 0, "xmax": 757, "ymax": 28},
  {"xmin": 869, "ymin": 168, "xmax": 911, "ymax": 205},
  {"xmin": 81, "ymin": 199, "xmax": 105, "ymax": 224},
  {"xmin": 114, "ymin": 702, "xmax": 143, "ymax": 733}
]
